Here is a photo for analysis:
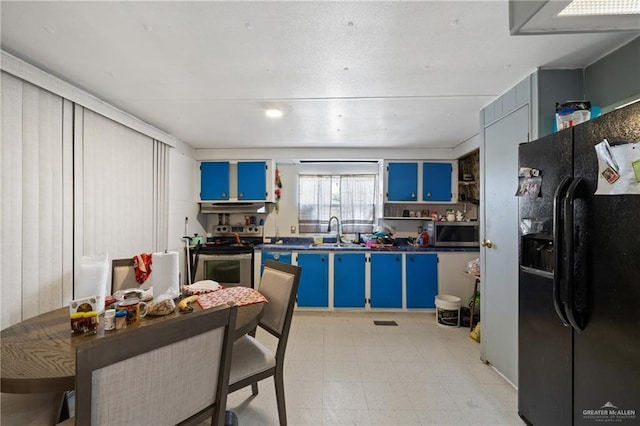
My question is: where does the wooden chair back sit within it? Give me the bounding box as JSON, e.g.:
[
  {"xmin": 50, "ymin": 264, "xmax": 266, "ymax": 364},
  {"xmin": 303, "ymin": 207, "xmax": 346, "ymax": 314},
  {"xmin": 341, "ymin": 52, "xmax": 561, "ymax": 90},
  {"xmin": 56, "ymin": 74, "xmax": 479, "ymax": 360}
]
[{"xmin": 111, "ymin": 258, "xmax": 139, "ymax": 294}]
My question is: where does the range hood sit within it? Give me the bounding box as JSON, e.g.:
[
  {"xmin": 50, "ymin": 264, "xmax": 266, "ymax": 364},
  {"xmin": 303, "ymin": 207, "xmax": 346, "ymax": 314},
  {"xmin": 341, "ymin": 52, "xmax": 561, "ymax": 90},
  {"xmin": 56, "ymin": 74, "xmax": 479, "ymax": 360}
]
[{"xmin": 199, "ymin": 202, "xmax": 269, "ymax": 214}]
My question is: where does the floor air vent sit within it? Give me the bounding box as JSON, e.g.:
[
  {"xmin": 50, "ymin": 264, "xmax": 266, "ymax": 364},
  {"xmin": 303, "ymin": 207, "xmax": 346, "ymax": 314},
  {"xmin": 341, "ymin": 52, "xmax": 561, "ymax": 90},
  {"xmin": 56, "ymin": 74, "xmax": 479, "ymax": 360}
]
[{"xmin": 373, "ymin": 320, "xmax": 398, "ymax": 326}]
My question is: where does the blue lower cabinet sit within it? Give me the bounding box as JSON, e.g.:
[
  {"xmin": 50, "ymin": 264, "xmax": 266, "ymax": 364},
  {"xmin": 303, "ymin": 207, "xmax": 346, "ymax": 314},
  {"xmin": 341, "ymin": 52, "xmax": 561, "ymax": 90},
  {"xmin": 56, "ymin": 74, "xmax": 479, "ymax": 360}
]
[
  {"xmin": 406, "ymin": 253, "xmax": 438, "ymax": 308},
  {"xmin": 334, "ymin": 253, "xmax": 366, "ymax": 308},
  {"xmin": 370, "ymin": 253, "xmax": 402, "ymax": 308},
  {"xmin": 260, "ymin": 252, "xmax": 292, "ymax": 274},
  {"xmin": 296, "ymin": 253, "xmax": 329, "ymax": 307}
]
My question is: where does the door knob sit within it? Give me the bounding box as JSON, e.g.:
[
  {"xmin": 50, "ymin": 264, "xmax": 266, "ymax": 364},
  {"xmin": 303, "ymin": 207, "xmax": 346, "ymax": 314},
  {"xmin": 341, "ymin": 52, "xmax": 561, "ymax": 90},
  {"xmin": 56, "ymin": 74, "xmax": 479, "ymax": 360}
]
[{"xmin": 481, "ymin": 240, "xmax": 493, "ymax": 248}]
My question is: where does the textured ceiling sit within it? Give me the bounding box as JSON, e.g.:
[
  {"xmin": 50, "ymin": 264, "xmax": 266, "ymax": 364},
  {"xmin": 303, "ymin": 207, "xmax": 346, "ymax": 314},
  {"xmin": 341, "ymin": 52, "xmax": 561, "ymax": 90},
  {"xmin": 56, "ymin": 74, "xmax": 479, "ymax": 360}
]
[{"xmin": 1, "ymin": 1, "xmax": 638, "ymax": 150}]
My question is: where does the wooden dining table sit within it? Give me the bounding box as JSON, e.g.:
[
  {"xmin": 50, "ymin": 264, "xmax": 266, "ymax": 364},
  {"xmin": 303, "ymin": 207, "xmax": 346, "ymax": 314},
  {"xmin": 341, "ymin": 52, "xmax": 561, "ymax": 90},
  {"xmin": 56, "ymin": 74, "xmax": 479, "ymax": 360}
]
[{"xmin": 1, "ymin": 301, "xmax": 264, "ymax": 394}]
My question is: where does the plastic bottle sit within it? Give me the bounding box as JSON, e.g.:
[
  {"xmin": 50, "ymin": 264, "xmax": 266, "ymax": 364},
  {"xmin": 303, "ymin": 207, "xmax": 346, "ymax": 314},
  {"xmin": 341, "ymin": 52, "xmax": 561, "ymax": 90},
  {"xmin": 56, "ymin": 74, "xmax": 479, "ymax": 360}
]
[
  {"xmin": 420, "ymin": 230, "xmax": 430, "ymax": 247},
  {"xmin": 104, "ymin": 309, "xmax": 116, "ymax": 331}
]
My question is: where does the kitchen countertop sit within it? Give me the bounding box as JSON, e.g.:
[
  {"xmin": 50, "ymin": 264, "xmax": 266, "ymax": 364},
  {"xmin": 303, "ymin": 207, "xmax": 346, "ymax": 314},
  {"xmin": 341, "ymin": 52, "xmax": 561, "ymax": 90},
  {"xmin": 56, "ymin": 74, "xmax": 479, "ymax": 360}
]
[{"xmin": 257, "ymin": 238, "xmax": 479, "ymax": 252}]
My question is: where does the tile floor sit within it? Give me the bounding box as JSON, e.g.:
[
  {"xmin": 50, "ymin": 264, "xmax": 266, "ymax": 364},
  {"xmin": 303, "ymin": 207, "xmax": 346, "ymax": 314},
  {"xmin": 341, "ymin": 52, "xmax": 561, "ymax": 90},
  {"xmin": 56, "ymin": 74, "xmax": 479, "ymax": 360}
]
[{"xmin": 225, "ymin": 311, "xmax": 524, "ymax": 426}]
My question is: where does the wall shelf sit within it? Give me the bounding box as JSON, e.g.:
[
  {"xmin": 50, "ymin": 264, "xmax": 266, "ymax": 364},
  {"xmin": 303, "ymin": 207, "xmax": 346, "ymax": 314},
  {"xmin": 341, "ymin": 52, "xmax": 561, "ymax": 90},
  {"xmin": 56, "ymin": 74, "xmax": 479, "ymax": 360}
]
[{"xmin": 383, "ymin": 217, "xmax": 434, "ymax": 220}]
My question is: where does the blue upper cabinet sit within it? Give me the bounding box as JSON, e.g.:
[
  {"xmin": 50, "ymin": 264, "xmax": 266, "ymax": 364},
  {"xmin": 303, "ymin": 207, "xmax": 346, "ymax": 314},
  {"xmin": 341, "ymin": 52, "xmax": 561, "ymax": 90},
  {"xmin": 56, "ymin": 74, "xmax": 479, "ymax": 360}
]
[
  {"xmin": 200, "ymin": 160, "xmax": 274, "ymax": 202},
  {"xmin": 238, "ymin": 161, "xmax": 267, "ymax": 200},
  {"xmin": 422, "ymin": 162, "xmax": 452, "ymax": 202},
  {"xmin": 387, "ymin": 162, "xmax": 418, "ymax": 201},
  {"xmin": 200, "ymin": 161, "xmax": 230, "ymax": 200}
]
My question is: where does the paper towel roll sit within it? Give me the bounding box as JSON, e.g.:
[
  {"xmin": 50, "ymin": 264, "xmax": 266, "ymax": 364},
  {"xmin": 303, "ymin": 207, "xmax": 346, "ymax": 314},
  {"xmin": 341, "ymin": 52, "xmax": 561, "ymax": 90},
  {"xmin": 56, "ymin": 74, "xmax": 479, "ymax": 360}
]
[
  {"xmin": 152, "ymin": 251, "xmax": 179, "ymax": 299},
  {"xmin": 77, "ymin": 255, "xmax": 110, "ymax": 313}
]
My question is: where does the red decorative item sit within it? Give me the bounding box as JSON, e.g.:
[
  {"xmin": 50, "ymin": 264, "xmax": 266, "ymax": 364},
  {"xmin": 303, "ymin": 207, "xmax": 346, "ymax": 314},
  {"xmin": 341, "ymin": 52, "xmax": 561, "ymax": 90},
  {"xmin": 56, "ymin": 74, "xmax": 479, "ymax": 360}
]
[
  {"xmin": 274, "ymin": 167, "xmax": 282, "ymax": 212},
  {"xmin": 132, "ymin": 253, "xmax": 153, "ymax": 283}
]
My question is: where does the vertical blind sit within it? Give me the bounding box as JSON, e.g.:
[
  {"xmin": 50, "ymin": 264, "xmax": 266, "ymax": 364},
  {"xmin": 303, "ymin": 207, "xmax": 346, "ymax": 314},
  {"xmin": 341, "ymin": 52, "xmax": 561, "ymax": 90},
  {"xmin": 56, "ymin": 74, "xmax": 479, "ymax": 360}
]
[
  {"xmin": 1, "ymin": 71, "xmax": 170, "ymax": 327},
  {"xmin": 79, "ymin": 108, "xmax": 168, "ymax": 259},
  {"xmin": 1, "ymin": 72, "xmax": 73, "ymax": 327}
]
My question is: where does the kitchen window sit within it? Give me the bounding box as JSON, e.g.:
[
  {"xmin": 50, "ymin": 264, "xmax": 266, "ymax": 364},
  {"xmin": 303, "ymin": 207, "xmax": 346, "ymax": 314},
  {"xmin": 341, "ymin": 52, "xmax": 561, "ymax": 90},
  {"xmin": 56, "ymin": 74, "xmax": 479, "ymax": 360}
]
[{"xmin": 298, "ymin": 175, "xmax": 376, "ymax": 234}]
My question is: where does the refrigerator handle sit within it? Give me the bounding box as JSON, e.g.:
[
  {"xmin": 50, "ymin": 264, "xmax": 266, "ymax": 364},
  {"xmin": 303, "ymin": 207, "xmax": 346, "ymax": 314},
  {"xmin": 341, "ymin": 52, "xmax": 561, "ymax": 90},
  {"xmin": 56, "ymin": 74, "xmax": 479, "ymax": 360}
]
[
  {"xmin": 563, "ymin": 177, "xmax": 587, "ymax": 332},
  {"xmin": 552, "ymin": 176, "xmax": 572, "ymax": 327}
]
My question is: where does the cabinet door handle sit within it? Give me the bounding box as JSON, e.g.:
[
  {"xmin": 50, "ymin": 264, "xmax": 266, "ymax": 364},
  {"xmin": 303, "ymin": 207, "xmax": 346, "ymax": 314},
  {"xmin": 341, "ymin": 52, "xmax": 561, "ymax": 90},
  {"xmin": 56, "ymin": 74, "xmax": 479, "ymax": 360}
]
[
  {"xmin": 238, "ymin": 192, "xmax": 244, "ymax": 198},
  {"xmin": 221, "ymin": 192, "xmax": 227, "ymax": 198}
]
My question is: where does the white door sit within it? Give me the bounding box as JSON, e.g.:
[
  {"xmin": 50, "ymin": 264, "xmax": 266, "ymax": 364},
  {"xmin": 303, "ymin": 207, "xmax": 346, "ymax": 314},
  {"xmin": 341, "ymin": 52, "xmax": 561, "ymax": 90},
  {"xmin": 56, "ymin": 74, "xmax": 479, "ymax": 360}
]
[{"xmin": 481, "ymin": 105, "xmax": 529, "ymax": 387}]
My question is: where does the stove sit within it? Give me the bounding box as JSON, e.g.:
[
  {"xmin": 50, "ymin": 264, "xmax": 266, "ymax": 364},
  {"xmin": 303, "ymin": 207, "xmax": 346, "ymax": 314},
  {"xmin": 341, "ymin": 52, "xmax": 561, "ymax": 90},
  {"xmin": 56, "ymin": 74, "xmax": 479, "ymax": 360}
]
[
  {"xmin": 203, "ymin": 225, "xmax": 264, "ymax": 252},
  {"xmin": 187, "ymin": 226, "xmax": 263, "ymax": 287}
]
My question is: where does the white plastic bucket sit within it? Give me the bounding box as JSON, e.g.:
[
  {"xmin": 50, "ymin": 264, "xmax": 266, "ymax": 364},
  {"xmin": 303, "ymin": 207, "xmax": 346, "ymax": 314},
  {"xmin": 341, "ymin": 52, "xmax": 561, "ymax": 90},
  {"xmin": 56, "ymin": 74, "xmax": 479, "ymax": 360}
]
[{"xmin": 435, "ymin": 295, "xmax": 462, "ymax": 327}]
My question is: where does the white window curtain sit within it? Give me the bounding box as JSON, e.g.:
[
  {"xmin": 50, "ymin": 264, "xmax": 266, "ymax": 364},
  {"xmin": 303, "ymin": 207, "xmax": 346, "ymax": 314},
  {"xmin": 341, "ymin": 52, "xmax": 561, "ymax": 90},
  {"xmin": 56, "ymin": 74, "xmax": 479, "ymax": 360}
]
[
  {"xmin": 340, "ymin": 175, "xmax": 376, "ymax": 233},
  {"xmin": 1, "ymin": 72, "xmax": 73, "ymax": 327},
  {"xmin": 298, "ymin": 174, "xmax": 376, "ymax": 234},
  {"xmin": 298, "ymin": 175, "xmax": 333, "ymax": 233},
  {"xmin": 77, "ymin": 108, "xmax": 169, "ymax": 260}
]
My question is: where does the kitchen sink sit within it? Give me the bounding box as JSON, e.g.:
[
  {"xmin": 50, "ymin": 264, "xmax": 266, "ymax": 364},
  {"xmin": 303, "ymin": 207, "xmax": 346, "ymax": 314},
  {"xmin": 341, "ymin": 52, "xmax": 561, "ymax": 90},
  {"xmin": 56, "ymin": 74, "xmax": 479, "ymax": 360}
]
[{"xmin": 310, "ymin": 243, "xmax": 368, "ymax": 250}]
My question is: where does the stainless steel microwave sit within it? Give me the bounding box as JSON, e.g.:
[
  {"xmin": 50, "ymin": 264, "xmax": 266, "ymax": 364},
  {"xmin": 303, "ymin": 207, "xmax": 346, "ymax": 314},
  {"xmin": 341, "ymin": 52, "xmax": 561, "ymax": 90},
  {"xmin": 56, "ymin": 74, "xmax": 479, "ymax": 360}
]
[{"xmin": 433, "ymin": 221, "xmax": 480, "ymax": 247}]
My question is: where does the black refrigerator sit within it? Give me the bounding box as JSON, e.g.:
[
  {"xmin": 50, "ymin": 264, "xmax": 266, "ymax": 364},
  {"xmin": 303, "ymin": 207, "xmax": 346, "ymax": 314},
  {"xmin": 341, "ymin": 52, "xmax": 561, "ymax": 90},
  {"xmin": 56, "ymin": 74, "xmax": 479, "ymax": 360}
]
[{"xmin": 518, "ymin": 101, "xmax": 640, "ymax": 426}]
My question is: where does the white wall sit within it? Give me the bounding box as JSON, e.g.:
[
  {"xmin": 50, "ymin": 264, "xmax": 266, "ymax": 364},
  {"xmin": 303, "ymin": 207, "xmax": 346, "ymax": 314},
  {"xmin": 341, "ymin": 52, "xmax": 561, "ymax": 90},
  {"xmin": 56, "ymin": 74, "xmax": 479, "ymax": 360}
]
[
  {"xmin": 453, "ymin": 133, "xmax": 481, "ymax": 159},
  {"xmin": 195, "ymin": 147, "xmax": 455, "ymax": 162},
  {"xmin": 193, "ymin": 160, "xmax": 480, "ymax": 241},
  {"xmin": 438, "ymin": 252, "xmax": 480, "ymax": 301},
  {"xmin": 194, "ymin": 151, "xmax": 479, "ymax": 240},
  {"xmin": 168, "ymin": 146, "xmax": 205, "ymax": 284}
]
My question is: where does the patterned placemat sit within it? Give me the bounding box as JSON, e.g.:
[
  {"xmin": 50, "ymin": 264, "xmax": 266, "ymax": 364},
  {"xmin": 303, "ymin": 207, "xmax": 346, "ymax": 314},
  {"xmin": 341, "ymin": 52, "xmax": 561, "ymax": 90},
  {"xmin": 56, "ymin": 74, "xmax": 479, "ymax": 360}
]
[{"xmin": 197, "ymin": 286, "xmax": 268, "ymax": 309}]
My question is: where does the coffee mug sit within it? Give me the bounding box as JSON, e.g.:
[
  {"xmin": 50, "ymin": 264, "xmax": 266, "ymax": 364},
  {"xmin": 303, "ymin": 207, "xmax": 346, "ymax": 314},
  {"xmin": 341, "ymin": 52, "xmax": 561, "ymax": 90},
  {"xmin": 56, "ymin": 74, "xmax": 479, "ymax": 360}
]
[{"xmin": 118, "ymin": 299, "xmax": 148, "ymax": 325}]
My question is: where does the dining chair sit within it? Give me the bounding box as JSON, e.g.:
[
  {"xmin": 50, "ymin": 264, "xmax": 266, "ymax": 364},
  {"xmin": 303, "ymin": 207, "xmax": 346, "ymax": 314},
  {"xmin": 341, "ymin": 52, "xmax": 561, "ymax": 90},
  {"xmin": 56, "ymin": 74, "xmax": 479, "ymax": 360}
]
[
  {"xmin": 111, "ymin": 257, "xmax": 139, "ymax": 294},
  {"xmin": 228, "ymin": 260, "xmax": 302, "ymax": 426},
  {"xmin": 60, "ymin": 303, "xmax": 237, "ymax": 426}
]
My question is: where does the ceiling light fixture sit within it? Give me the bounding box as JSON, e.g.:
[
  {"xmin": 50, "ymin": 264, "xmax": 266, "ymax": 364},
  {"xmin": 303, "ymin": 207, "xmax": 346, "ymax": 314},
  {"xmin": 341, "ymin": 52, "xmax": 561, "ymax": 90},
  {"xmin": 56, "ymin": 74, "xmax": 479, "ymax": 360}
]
[
  {"xmin": 558, "ymin": 0, "xmax": 640, "ymax": 16},
  {"xmin": 265, "ymin": 108, "xmax": 283, "ymax": 118}
]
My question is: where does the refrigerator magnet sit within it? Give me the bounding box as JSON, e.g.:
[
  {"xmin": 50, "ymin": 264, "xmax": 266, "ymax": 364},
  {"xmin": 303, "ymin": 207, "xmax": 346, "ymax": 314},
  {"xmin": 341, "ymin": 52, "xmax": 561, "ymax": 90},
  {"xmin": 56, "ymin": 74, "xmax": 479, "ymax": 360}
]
[{"xmin": 601, "ymin": 166, "xmax": 620, "ymax": 184}]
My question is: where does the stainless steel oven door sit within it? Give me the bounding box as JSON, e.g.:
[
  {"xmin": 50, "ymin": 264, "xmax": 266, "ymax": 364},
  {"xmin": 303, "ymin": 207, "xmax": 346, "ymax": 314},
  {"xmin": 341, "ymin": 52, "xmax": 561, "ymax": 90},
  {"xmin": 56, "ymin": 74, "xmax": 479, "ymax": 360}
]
[{"xmin": 194, "ymin": 252, "xmax": 253, "ymax": 287}]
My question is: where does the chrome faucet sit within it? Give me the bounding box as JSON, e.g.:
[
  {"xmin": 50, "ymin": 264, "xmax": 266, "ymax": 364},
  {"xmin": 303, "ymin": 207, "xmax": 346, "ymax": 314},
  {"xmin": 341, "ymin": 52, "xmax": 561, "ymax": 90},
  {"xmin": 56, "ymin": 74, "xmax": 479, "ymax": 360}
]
[{"xmin": 328, "ymin": 216, "xmax": 342, "ymax": 244}]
